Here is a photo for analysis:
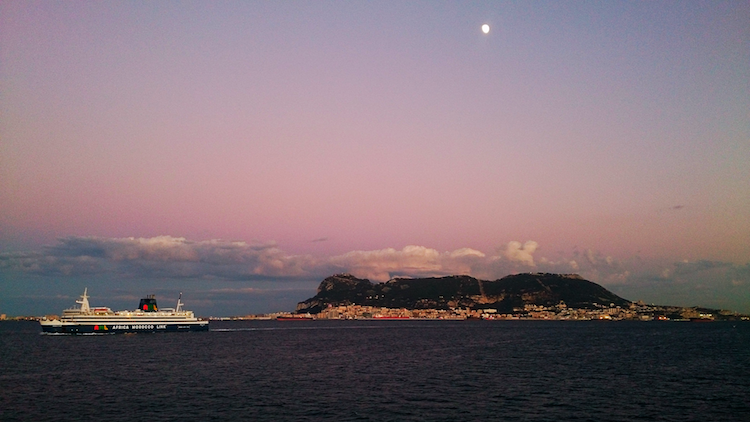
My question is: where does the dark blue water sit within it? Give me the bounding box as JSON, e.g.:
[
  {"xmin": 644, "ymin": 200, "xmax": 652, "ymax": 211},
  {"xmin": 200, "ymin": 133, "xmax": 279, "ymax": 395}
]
[{"xmin": 1, "ymin": 320, "xmax": 749, "ymax": 421}]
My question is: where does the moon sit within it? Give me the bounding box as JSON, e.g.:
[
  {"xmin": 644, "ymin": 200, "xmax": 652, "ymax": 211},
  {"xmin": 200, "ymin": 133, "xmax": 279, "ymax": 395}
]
[{"xmin": 481, "ymin": 24, "xmax": 490, "ymax": 34}]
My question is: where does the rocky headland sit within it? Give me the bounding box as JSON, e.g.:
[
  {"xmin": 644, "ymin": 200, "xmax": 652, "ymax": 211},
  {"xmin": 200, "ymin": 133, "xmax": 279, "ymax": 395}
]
[
  {"xmin": 293, "ymin": 273, "xmax": 746, "ymax": 321},
  {"xmin": 297, "ymin": 272, "xmax": 630, "ymax": 314}
]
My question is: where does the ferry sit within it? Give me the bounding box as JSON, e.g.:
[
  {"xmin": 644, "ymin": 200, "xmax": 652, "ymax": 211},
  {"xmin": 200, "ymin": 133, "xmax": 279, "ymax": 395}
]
[{"xmin": 39, "ymin": 289, "xmax": 209, "ymax": 334}]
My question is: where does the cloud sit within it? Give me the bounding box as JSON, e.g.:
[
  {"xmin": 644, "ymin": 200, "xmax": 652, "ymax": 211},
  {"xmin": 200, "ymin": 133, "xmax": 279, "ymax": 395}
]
[
  {"xmin": 449, "ymin": 248, "xmax": 486, "ymax": 259},
  {"xmin": 609, "ymin": 258, "xmax": 750, "ymax": 312},
  {"xmin": 503, "ymin": 241, "xmax": 538, "ymax": 266},
  {"xmin": 0, "ymin": 237, "xmax": 573, "ymax": 283},
  {"xmin": 0, "ymin": 250, "xmax": 105, "ymax": 276},
  {"xmin": 672, "ymin": 259, "xmax": 732, "ymax": 276},
  {"xmin": 728, "ymin": 264, "xmax": 750, "ymax": 286},
  {"xmin": 585, "ymin": 249, "xmax": 597, "ymax": 265},
  {"xmin": 0, "ymin": 237, "xmax": 501, "ymax": 284},
  {"xmin": 327, "ymin": 245, "xmax": 487, "ymax": 282},
  {"xmin": 325, "ymin": 241, "xmax": 602, "ymax": 283},
  {"xmin": 0, "ymin": 236, "xmax": 316, "ymax": 280}
]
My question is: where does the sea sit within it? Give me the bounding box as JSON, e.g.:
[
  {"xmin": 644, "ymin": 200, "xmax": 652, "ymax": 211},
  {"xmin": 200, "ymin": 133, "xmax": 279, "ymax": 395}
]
[{"xmin": 1, "ymin": 320, "xmax": 749, "ymax": 422}]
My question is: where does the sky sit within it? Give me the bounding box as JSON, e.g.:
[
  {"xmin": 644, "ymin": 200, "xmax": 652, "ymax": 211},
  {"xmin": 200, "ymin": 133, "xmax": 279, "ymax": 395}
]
[{"xmin": 1, "ymin": 1, "xmax": 749, "ymax": 316}]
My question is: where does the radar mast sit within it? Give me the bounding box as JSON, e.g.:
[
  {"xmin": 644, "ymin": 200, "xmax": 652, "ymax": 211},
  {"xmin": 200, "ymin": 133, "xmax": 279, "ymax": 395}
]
[
  {"xmin": 76, "ymin": 288, "xmax": 91, "ymax": 313},
  {"xmin": 176, "ymin": 292, "xmax": 183, "ymax": 313}
]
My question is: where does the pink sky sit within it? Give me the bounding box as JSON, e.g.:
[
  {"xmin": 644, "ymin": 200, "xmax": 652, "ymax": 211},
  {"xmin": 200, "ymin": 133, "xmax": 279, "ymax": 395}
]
[{"xmin": 1, "ymin": 2, "xmax": 748, "ymax": 315}]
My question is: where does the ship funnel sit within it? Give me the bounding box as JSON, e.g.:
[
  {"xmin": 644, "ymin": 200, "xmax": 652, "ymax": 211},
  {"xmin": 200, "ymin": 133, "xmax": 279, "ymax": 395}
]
[{"xmin": 138, "ymin": 294, "xmax": 158, "ymax": 312}]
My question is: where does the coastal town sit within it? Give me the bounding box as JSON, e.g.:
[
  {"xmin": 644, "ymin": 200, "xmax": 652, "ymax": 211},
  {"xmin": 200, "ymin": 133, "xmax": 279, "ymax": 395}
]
[{"xmin": 237, "ymin": 301, "xmax": 748, "ymax": 322}]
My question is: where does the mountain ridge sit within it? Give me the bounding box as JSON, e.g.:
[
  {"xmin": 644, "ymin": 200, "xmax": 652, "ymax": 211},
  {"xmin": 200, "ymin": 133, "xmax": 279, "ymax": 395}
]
[{"xmin": 296, "ymin": 272, "xmax": 631, "ymax": 314}]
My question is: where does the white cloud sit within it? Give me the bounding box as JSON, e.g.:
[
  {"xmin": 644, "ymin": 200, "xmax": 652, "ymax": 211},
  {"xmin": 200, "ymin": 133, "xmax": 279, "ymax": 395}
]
[
  {"xmin": 449, "ymin": 248, "xmax": 486, "ymax": 258},
  {"xmin": 585, "ymin": 249, "xmax": 597, "ymax": 265},
  {"xmin": 328, "ymin": 245, "xmax": 486, "ymax": 282},
  {"xmin": 503, "ymin": 241, "xmax": 538, "ymax": 266}
]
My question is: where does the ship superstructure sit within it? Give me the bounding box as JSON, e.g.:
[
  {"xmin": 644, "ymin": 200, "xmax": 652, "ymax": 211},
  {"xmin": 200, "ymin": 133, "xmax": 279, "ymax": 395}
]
[{"xmin": 40, "ymin": 289, "xmax": 209, "ymax": 334}]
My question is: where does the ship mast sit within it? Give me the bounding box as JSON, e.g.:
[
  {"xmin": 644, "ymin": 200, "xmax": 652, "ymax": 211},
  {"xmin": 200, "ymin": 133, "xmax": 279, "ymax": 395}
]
[
  {"xmin": 176, "ymin": 292, "xmax": 183, "ymax": 313},
  {"xmin": 76, "ymin": 288, "xmax": 91, "ymax": 313}
]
